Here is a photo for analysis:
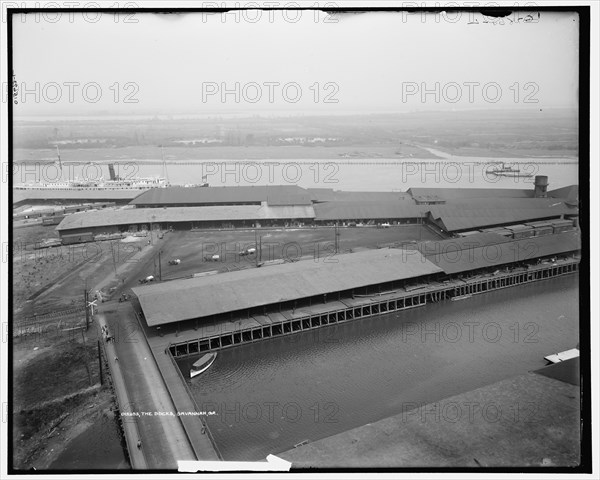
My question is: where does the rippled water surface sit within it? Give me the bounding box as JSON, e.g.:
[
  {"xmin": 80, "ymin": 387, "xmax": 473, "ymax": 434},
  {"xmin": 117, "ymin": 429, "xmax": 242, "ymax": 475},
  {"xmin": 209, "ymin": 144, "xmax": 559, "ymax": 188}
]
[{"xmin": 177, "ymin": 275, "xmax": 579, "ymax": 460}]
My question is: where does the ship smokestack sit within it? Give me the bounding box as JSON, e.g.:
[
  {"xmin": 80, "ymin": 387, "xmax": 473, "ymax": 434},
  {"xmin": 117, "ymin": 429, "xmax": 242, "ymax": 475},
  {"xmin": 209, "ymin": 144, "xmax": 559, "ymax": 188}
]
[
  {"xmin": 108, "ymin": 164, "xmax": 117, "ymax": 181},
  {"xmin": 534, "ymin": 175, "xmax": 548, "ymax": 198}
]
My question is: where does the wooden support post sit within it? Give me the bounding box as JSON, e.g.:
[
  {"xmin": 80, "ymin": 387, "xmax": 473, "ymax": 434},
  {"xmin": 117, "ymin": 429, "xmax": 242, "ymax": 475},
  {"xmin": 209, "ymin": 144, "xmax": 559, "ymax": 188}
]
[
  {"xmin": 158, "ymin": 250, "xmax": 162, "ymax": 281},
  {"xmin": 84, "ymin": 288, "xmax": 89, "ymax": 330},
  {"xmin": 98, "ymin": 340, "xmax": 103, "ymax": 385}
]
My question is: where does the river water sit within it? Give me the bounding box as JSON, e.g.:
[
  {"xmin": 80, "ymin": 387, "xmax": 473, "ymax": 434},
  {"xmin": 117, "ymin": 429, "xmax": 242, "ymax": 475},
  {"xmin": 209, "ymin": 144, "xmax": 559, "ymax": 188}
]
[
  {"xmin": 177, "ymin": 274, "xmax": 579, "ymax": 461},
  {"xmin": 13, "ymin": 150, "xmax": 578, "ymax": 191}
]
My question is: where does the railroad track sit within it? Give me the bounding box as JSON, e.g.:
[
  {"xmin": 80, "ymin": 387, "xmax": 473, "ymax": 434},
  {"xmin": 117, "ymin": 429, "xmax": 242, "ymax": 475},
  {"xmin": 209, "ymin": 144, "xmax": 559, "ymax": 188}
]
[{"xmin": 16, "ymin": 306, "xmax": 86, "ymax": 327}]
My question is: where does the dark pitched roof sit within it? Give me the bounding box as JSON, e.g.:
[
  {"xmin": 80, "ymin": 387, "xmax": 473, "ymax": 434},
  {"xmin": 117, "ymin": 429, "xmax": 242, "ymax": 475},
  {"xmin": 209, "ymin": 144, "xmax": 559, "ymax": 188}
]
[
  {"xmin": 130, "ymin": 185, "xmax": 313, "ymax": 206},
  {"xmin": 314, "ymin": 201, "xmax": 425, "ymax": 220},
  {"xmin": 419, "ymin": 231, "xmax": 580, "ymax": 274},
  {"xmin": 408, "ymin": 187, "xmax": 533, "ymax": 203},
  {"xmin": 308, "ymin": 188, "xmax": 411, "ymax": 203},
  {"xmin": 13, "ymin": 188, "xmax": 140, "ymax": 205},
  {"xmin": 57, "ymin": 205, "xmax": 315, "ymax": 231},
  {"xmin": 133, "ymin": 249, "xmax": 442, "ymax": 327},
  {"xmin": 428, "ymin": 200, "xmax": 576, "ymax": 232}
]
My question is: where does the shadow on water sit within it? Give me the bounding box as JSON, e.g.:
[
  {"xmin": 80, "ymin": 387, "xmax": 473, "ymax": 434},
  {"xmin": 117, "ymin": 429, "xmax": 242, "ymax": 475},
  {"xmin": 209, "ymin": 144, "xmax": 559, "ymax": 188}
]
[{"xmin": 176, "ymin": 275, "xmax": 579, "ymax": 461}]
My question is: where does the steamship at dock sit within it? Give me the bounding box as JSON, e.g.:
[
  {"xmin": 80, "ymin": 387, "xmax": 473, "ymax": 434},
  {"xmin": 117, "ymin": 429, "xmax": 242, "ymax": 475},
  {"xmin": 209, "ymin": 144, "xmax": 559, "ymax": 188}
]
[
  {"xmin": 14, "ymin": 145, "xmax": 172, "ymax": 192},
  {"xmin": 14, "ymin": 163, "xmax": 169, "ymax": 191}
]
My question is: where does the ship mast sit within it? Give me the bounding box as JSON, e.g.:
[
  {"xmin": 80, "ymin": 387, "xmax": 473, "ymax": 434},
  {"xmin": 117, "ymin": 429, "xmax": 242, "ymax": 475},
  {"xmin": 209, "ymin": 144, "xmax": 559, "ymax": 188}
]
[
  {"xmin": 55, "ymin": 145, "xmax": 62, "ymax": 171},
  {"xmin": 161, "ymin": 145, "xmax": 170, "ymax": 185}
]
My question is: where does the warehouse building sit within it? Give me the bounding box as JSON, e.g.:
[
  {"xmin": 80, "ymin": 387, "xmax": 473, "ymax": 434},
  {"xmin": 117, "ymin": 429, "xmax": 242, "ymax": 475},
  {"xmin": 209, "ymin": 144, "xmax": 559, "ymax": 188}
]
[
  {"xmin": 407, "ymin": 180, "xmax": 578, "ymax": 205},
  {"xmin": 133, "ymin": 229, "xmax": 581, "ymax": 356},
  {"xmin": 56, "ymin": 204, "xmax": 316, "ymax": 236},
  {"xmin": 312, "ymin": 200, "xmax": 427, "ymax": 225},
  {"xmin": 130, "ymin": 185, "xmax": 314, "ymax": 208},
  {"xmin": 133, "ymin": 248, "xmax": 443, "ymax": 329},
  {"xmin": 54, "ymin": 179, "xmax": 579, "ymax": 239},
  {"xmin": 426, "ymin": 198, "xmax": 577, "ymax": 234},
  {"xmin": 416, "ymin": 230, "xmax": 581, "ymax": 275},
  {"xmin": 13, "ymin": 188, "xmax": 139, "ymax": 207}
]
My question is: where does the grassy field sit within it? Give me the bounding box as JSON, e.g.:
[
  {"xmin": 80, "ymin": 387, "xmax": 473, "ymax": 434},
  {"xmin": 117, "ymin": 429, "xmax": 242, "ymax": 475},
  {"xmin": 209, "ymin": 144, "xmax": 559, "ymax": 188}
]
[
  {"xmin": 13, "ymin": 109, "xmax": 577, "ymax": 161},
  {"xmin": 14, "ymin": 143, "xmax": 438, "ymax": 164}
]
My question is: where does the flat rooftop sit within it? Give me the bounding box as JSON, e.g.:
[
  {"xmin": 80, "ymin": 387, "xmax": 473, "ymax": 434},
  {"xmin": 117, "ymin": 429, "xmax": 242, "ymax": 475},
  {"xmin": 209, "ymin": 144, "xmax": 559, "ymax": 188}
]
[
  {"xmin": 418, "ymin": 231, "xmax": 581, "ymax": 274},
  {"xmin": 57, "ymin": 204, "xmax": 316, "ymax": 231},
  {"xmin": 130, "ymin": 185, "xmax": 313, "ymax": 206},
  {"xmin": 313, "ymin": 200, "xmax": 425, "ymax": 220},
  {"xmin": 13, "ymin": 188, "xmax": 140, "ymax": 205},
  {"xmin": 133, "ymin": 249, "xmax": 443, "ymax": 327},
  {"xmin": 429, "ymin": 203, "xmax": 576, "ymax": 232}
]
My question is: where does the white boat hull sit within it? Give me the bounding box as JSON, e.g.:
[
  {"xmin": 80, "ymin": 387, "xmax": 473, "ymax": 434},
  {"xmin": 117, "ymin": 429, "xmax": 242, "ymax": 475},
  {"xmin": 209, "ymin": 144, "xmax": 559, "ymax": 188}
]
[{"xmin": 190, "ymin": 354, "xmax": 216, "ymax": 378}]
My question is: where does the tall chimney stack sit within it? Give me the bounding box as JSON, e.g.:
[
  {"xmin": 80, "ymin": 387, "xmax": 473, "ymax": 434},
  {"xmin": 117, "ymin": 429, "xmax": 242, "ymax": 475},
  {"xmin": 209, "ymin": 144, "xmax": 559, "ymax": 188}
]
[{"xmin": 534, "ymin": 175, "xmax": 549, "ymax": 198}]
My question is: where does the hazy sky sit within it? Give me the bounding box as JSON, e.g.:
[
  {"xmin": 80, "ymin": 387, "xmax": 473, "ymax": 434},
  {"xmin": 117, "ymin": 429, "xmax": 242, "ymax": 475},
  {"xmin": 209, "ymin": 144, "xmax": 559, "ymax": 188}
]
[{"xmin": 10, "ymin": 9, "xmax": 579, "ymax": 115}]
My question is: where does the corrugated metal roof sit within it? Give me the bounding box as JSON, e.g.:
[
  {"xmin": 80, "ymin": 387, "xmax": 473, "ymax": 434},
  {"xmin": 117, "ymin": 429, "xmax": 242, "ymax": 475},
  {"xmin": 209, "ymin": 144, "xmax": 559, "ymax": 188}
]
[
  {"xmin": 443, "ymin": 197, "xmax": 576, "ymax": 209},
  {"xmin": 13, "ymin": 188, "xmax": 140, "ymax": 204},
  {"xmin": 408, "ymin": 187, "xmax": 533, "ymax": 201},
  {"xmin": 308, "ymin": 189, "xmax": 411, "ymax": 203},
  {"xmin": 314, "ymin": 201, "xmax": 425, "ymax": 221},
  {"xmin": 57, "ymin": 205, "xmax": 316, "ymax": 231},
  {"xmin": 130, "ymin": 185, "xmax": 313, "ymax": 206},
  {"xmin": 421, "ymin": 231, "xmax": 580, "ymax": 274},
  {"xmin": 429, "ymin": 204, "xmax": 575, "ymax": 232},
  {"xmin": 133, "ymin": 249, "xmax": 443, "ymax": 327}
]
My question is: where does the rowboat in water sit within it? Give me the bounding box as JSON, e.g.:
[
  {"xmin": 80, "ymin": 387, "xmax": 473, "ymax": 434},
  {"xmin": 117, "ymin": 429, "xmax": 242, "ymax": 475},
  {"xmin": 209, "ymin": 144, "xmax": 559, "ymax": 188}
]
[{"xmin": 190, "ymin": 352, "xmax": 217, "ymax": 378}]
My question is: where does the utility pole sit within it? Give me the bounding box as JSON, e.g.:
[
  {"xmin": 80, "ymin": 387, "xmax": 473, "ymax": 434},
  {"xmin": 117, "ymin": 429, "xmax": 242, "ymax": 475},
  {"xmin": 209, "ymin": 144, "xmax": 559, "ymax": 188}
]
[
  {"xmin": 84, "ymin": 287, "xmax": 89, "ymax": 330},
  {"xmin": 161, "ymin": 144, "xmax": 170, "ymax": 184},
  {"xmin": 97, "ymin": 340, "xmax": 103, "ymax": 385},
  {"xmin": 110, "ymin": 241, "xmax": 118, "ymax": 276},
  {"xmin": 255, "ymin": 229, "xmax": 262, "ymax": 267},
  {"xmin": 158, "ymin": 250, "xmax": 162, "ymax": 281},
  {"xmin": 80, "ymin": 327, "xmax": 92, "ymax": 386}
]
